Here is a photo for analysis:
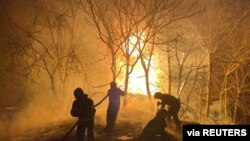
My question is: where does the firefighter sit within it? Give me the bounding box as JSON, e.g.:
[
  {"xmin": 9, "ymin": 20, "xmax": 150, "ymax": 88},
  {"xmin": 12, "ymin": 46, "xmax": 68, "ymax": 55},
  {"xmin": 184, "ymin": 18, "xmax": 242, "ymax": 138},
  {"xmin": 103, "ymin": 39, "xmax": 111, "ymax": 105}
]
[
  {"xmin": 104, "ymin": 82, "xmax": 125, "ymax": 132},
  {"xmin": 140, "ymin": 109, "xmax": 172, "ymax": 141},
  {"xmin": 154, "ymin": 92, "xmax": 181, "ymax": 130},
  {"xmin": 70, "ymin": 88, "xmax": 96, "ymax": 141}
]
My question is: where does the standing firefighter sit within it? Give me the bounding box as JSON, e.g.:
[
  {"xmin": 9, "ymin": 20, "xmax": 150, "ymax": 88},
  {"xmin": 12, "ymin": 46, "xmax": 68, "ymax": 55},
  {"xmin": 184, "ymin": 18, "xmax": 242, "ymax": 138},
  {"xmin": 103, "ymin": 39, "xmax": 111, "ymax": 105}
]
[
  {"xmin": 71, "ymin": 88, "xmax": 96, "ymax": 141},
  {"xmin": 154, "ymin": 92, "xmax": 181, "ymax": 130},
  {"xmin": 104, "ymin": 82, "xmax": 125, "ymax": 132}
]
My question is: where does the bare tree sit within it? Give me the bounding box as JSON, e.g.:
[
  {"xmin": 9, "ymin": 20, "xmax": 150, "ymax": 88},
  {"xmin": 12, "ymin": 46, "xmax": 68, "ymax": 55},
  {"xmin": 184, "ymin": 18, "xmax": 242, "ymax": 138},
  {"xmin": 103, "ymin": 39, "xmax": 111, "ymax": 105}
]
[
  {"xmin": 6, "ymin": 0, "xmax": 83, "ymax": 105},
  {"xmin": 200, "ymin": 0, "xmax": 249, "ymax": 120},
  {"xmin": 78, "ymin": 0, "xmax": 204, "ymax": 101},
  {"xmin": 216, "ymin": 13, "xmax": 249, "ymax": 123},
  {"xmin": 138, "ymin": 0, "xmax": 204, "ymax": 98}
]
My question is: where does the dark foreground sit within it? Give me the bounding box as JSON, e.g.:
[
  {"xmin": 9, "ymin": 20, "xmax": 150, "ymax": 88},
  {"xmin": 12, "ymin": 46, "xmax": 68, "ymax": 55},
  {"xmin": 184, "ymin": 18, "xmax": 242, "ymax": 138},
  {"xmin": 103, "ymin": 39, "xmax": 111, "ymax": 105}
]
[
  {"xmin": 1, "ymin": 95, "xmax": 183, "ymax": 141},
  {"xmin": 2, "ymin": 119, "xmax": 182, "ymax": 141}
]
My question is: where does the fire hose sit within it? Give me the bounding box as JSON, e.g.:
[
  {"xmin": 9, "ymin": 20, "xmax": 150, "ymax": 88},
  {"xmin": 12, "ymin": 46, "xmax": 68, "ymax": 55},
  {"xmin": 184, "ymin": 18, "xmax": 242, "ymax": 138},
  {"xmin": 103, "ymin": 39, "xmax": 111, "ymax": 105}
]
[{"xmin": 61, "ymin": 94, "xmax": 108, "ymax": 141}]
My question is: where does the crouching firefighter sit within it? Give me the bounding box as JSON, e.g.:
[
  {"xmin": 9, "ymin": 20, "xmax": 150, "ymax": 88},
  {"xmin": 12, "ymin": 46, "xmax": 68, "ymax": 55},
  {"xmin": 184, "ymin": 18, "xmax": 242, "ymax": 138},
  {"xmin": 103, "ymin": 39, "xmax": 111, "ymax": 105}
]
[
  {"xmin": 140, "ymin": 109, "xmax": 172, "ymax": 141},
  {"xmin": 154, "ymin": 92, "xmax": 181, "ymax": 130},
  {"xmin": 71, "ymin": 88, "xmax": 96, "ymax": 141}
]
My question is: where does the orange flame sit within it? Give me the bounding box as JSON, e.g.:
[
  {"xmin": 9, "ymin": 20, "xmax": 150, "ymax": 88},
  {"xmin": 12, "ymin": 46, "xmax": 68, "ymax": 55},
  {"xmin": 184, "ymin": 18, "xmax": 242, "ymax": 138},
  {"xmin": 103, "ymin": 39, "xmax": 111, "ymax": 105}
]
[{"xmin": 116, "ymin": 33, "xmax": 159, "ymax": 95}]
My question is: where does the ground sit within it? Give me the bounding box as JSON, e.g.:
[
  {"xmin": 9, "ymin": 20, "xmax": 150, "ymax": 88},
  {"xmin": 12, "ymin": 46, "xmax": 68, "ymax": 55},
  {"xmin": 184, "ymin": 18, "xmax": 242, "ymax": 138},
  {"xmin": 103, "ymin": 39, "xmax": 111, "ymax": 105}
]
[
  {"xmin": 1, "ymin": 95, "xmax": 185, "ymax": 141},
  {"xmin": 4, "ymin": 119, "xmax": 182, "ymax": 141}
]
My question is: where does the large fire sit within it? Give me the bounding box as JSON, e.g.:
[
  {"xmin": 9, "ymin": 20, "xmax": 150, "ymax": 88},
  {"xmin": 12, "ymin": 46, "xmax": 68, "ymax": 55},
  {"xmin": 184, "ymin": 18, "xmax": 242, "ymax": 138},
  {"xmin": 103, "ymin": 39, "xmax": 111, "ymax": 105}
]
[{"xmin": 116, "ymin": 34, "xmax": 159, "ymax": 95}]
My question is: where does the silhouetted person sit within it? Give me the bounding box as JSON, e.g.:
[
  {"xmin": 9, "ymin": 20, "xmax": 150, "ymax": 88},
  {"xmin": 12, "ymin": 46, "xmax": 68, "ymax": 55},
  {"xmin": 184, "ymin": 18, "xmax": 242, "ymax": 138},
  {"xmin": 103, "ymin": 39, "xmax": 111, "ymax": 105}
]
[
  {"xmin": 71, "ymin": 88, "xmax": 96, "ymax": 141},
  {"xmin": 140, "ymin": 109, "xmax": 172, "ymax": 141},
  {"xmin": 104, "ymin": 82, "xmax": 125, "ymax": 132},
  {"xmin": 154, "ymin": 92, "xmax": 181, "ymax": 130}
]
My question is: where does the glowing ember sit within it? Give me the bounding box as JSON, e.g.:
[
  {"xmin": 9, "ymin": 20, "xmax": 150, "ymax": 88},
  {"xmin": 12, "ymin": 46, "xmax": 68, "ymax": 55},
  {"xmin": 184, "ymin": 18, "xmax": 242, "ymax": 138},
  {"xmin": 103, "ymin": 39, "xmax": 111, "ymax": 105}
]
[{"xmin": 116, "ymin": 33, "xmax": 159, "ymax": 95}]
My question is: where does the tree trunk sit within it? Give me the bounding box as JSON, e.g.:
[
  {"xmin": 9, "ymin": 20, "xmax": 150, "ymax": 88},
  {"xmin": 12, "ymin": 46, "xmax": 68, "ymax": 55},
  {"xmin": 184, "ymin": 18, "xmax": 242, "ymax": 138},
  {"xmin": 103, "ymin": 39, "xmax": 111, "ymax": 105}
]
[
  {"xmin": 145, "ymin": 69, "xmax": 151, "ymax": 99},
  {"xmin": 206, "ymin": 54, "xmax": 212, "ymax": 118},
  {"xmin": 124, "ymin": 59, "xmax": 130, "ymax": 95},
  {"xmin": 167, "ymin": 48, "xmax": 171, "ymax": 94},
  {"xmin": 219, "ymin": 93, "xmax": 223, "ymax": 119},
  {"xmin": 199, "ymin": 88, "xmax": 202, "ymax": 122},
  {"xmin": 233, "ymin": 92, "xmax": 240, "ymax": 124},
  {"xmin": 111, "ymin": 46, "xmax": 117, "ymax": 81},
  {"xmin": 224, "ymin": 82, "xmax": 228, "ymax": 120}
]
